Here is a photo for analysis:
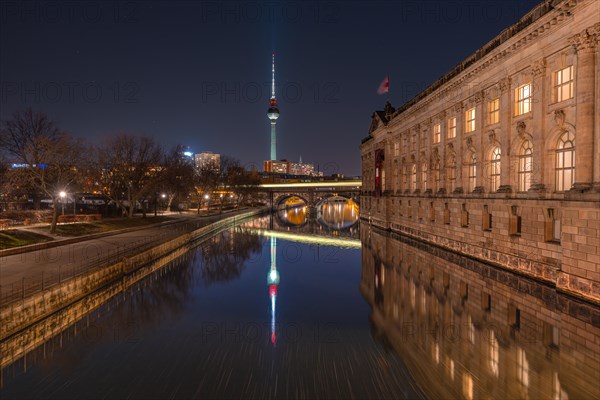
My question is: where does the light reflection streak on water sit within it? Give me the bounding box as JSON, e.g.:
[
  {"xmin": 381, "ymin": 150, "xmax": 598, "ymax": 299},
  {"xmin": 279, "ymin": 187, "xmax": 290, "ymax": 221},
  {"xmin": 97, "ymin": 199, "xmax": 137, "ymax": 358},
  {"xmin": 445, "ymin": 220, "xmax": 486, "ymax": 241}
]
[
  {"xmin": 250, "ymin": 229, "xmax": 361, "ymax": 248},
  {"xmin": 0, "ymin": 213, "xmax": 429, "ymax": 400}
]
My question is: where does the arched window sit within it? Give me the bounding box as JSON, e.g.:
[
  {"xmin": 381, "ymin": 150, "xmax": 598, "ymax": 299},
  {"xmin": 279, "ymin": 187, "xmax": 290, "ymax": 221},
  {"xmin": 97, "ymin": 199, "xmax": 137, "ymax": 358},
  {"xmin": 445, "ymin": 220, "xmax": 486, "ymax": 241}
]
[
  {"xmin": 421, "ymin": 161, "xmax": 428, "ymax": 191},
  {"xmin": 411, "ymin": 164, "xmax": 417, "ymax": 191},
  {"xmin": 556, "ymin": 131, "xmax": 575, "ymax": 191},
  {"xmin": 518, "ymin": 140, "xmax": 533, "ymax": 192},
  {"xmin": 447, "ymin": 155, "xmax": 456, "ymax": 192},
  {"xmin": 490, "ymin": 146, "xmax": 501, "ymax": 192},
  {"xmin": 467, "ymin": 153, "xmax": 477, "ymax": 192}
]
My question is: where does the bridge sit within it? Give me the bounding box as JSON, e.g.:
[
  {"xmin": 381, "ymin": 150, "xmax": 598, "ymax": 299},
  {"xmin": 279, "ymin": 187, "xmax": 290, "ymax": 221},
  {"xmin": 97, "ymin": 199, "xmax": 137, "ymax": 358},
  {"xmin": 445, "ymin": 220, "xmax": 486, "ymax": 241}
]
[{"xmin": 258, "ymin": 180, "xmax": 362, "ymax": 209}]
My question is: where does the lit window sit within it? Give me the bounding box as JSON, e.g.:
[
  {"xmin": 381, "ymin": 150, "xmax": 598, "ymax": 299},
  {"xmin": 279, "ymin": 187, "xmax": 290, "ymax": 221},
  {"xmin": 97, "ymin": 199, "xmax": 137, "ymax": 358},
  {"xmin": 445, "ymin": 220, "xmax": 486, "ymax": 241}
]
[
  {"xmin": 518, "ymin": 140, "xmax": 533, "ymax": 192},
  {"xmin": 421, "ymin": 161, "xmax": 428, "ymax": 191},
  {"xmin": 433, "ymin": 123, "xmax": 441, "ymax": 144},
  {"xmin": 488, "ymin": 98, "xmax": 499, "ymax": 124},
  {"xmin": 447, "ymin": 117, "xmax": 457, "ymax": 139},
  {"xmin": 394, "ymin": 142, "xmax": 399, "ymax": 157},
  {"xmin": 489, "ymin": 330, "xmax": 499, "ymax": 377},
  {"xmin": 517, "ymin": 348, "xmax": 530, "ymax": 388},
  {"xmin": 465, "ymin": 108, "xmax": 476, "ymax": 133},
  {"xmin": 515, "ymin": 83, "xmax": 532, "ymax": 116},
  {"xmin": 411, "ymin": 164, "xmax": 417, "ymax": 191},
  {"xmin": 468, "ymin": 153, "xmax": 477, "ymax": 192},
  {"xmin": 555, "ymin": 66, "xmax": 574, "ymax": 103},
  {"xmin": 556, "ymin": 131, "xmax": 575, "ymax": 191},
  {"xmin": 545, "ymin": 208, "xmax": 561, "ymax": 242},
  {"xmin": 490, "ymin": 146, "xmax": 501, "ymax": 192},
  {"xmin": 447, "ymin": 155, "xmax": 456, "ymax": 192},
  {"xmin": 463, "ymin": 373, "xmax": 474, "ymax": 400}
]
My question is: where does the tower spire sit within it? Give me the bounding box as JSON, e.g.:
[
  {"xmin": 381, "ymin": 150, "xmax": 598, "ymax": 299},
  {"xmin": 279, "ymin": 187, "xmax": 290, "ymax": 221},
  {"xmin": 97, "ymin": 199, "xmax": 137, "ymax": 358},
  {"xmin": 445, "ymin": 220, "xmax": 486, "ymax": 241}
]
[
  {"xmin": 267, "ymin": 51, "xmax": 280, "ymax": 161},
  {"xmin": 271, "ymin": 51, "xmax": 276, "ymax": 99}
]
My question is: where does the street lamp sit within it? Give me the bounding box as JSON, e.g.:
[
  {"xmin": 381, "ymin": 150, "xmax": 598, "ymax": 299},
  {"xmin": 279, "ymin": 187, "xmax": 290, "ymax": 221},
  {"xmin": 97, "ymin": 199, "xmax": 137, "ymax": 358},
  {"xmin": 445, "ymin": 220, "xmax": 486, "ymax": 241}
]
[{"xmin": 59, "ymin": 191, "xmax": 66, "ymax": 215}]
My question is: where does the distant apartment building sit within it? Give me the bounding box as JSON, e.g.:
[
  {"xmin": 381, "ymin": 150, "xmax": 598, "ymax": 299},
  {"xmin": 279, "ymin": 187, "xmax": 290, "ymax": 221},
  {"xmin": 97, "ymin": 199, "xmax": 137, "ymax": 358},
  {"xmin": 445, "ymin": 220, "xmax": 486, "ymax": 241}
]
[
  {"xmin": 360, "ymin": 0, "xmax": 600, "ymax": 303},
  {"xmin": 289, "ymin": 160, "xmax": 318, "ymax": 176},
  {"xmin": 264, "ymin": 159, "xmax": 290, "ymax": 174},
  {"xmin": 195, "ymin": 151, "xmax": 220, "ymax": 172}
]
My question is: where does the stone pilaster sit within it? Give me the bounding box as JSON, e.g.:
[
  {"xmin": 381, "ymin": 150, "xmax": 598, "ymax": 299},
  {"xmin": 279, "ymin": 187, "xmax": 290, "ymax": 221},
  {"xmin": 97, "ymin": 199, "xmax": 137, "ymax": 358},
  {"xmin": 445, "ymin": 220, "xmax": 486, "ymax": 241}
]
[
  {"xmin": 475, "ymin": 91, "xmax": 485, "ymax": 190},
  {"xmin": 438, "ymin": 111, "xmax": 447, "ymax": 194},
  {"xmin": 454, "ymin": 103, "xmax": 464, "ymax": 193},
  {"xmin": 529, "ymin": 59, "xmax": 546, "ymax": 192},
  {"xmin": 569, "ymin": 24, "xmax": 599, "ymax": 192},
  {"xmin": 498, "ymin": 77, "xmax": 512, "ymax": 192}
]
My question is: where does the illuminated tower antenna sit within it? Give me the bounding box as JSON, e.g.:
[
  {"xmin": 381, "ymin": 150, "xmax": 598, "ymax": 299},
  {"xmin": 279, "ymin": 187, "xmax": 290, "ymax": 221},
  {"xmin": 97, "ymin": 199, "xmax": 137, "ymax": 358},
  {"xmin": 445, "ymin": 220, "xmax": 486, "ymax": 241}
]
[
  {"xmin": 271, "ymin": 52, "xmax": 276, "ymax": 99},
  {"xmin": 267, "ymin": 52, "xmax": 280, "ymax": 161}
]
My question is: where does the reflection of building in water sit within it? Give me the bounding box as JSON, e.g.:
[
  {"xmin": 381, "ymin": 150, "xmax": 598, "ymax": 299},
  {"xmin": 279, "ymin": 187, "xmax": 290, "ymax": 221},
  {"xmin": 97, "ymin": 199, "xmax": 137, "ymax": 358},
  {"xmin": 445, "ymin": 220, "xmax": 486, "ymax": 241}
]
[
  {"xmin": 361, "ymin": 225, "xmax": 600, "ymax": 400},
  {"xmin": 267, "ymin": 237, "xmax": 280, "ymax": 346},
  {"xmin": 318, "ymin": 197, "xmax": 359, "ymax": 230}
]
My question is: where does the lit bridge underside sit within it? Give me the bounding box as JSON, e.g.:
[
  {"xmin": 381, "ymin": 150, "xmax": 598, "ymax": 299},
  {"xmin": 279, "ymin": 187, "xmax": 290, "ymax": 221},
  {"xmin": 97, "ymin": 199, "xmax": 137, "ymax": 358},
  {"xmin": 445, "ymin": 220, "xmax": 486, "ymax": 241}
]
[
  {"xmin": 260, "ymin": 180, "xmax": 362, "ymax": 208},
  {"xmin": 259, "ymin": 180, "xmax": 362, "ymax": 191}
]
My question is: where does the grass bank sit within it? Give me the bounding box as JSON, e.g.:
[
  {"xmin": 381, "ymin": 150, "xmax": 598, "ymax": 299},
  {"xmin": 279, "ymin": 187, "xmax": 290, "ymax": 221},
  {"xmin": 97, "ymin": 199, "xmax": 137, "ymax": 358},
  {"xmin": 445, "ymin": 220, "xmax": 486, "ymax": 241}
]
[{"xmin": 0, "ymin": 230, "xmax": 53, "ymax": 249}]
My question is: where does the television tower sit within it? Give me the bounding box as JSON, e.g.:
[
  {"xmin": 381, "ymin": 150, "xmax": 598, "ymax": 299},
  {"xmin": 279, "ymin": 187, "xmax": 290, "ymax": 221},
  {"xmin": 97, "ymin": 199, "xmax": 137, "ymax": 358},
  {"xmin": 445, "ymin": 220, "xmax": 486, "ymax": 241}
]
[{"xmin": 267, "ymin": 52, "xmax": 280, "ymax": 160}]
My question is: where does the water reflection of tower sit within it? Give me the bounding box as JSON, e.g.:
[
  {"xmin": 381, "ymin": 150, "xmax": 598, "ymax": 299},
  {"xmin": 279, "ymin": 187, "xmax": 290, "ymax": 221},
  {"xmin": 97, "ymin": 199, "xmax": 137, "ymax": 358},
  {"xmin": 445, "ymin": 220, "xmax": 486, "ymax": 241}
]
[{"xmin": 267, "ymin": 236, "xmax": 280, "ymax": 346}]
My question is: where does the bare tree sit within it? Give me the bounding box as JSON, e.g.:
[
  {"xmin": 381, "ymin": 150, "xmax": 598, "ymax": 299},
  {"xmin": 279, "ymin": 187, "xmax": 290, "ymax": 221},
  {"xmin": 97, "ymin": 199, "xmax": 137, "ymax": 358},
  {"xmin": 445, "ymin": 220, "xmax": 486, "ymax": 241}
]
[
  {"xmin": 192, "ymin": 163, "xmax": 219, "ymax": 214},
  {"xmin": 158, "ymin": 146, "xmax": 195, "ymax": 213},
  {"xmin": 0, "ymin": 108, "xmax": 84, "ymax": 233},
  {"xmin": 217, "ymin": 157, "xmax": 262, "ymax": 211},
  {"xmin": 231, "ymin": 168, "xmax": 261, "ymax": 208},
  {"xmin": 96, "ymin": 133, "xmax": 162, "ymax": 218}
]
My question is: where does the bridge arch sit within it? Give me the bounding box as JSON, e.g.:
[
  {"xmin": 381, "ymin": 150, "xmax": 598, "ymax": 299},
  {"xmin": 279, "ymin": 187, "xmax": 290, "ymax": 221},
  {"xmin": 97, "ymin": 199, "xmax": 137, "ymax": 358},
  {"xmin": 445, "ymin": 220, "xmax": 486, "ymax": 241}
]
[
  {"xmin": 274, "ymin": 194, "xmax": 311, "ymax": 209},
  {"xmin": 316, "ymin": 196, "xmax": 359, "ymax": 230}
]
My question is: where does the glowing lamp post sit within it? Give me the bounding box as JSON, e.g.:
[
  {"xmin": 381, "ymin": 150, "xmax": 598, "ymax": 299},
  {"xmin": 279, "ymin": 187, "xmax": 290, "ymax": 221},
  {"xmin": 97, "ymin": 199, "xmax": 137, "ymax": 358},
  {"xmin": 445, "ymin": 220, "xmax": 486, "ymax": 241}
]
[{"xmin": 59, "ymin": 191, "xmax": 66, "ymax": 215}]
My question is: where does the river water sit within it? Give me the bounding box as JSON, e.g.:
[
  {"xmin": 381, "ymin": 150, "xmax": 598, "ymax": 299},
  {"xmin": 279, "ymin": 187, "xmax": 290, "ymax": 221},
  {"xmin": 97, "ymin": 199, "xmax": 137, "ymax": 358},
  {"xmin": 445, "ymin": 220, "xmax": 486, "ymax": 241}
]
[{"xmin": 1, "ymin": 201, "xmax": 599, "ymax": 399}]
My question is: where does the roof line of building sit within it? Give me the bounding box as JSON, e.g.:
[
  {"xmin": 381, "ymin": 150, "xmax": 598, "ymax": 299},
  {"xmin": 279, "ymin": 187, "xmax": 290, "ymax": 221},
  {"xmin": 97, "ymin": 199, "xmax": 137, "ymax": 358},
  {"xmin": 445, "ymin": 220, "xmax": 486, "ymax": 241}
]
[
  {"xmin": 362, "ymin": 0, "xmax": 570, "ymax": 145},
  {"xmin": 395, "ymin": 0, "xmax": 560, "ymax": 111}
]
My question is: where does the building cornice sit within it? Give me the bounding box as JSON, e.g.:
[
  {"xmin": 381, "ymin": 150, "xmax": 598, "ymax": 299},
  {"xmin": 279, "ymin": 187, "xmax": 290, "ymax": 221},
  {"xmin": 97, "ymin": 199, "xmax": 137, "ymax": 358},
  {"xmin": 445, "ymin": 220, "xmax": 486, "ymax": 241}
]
[
  {"xmin": 387, "ymin": 0, "xmax": 584, "ymax": 125},
  {"xmin": 568, "ymin": 22, "xmax": 600, "ymax": 50}
]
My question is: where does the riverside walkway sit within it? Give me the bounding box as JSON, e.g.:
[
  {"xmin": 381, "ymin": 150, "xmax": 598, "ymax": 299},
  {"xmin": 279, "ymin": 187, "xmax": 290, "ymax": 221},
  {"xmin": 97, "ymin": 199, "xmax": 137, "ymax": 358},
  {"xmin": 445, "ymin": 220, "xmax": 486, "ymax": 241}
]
[{"xmin": 0, "ymin": 209, "xmax": 259, "ymax": 306}]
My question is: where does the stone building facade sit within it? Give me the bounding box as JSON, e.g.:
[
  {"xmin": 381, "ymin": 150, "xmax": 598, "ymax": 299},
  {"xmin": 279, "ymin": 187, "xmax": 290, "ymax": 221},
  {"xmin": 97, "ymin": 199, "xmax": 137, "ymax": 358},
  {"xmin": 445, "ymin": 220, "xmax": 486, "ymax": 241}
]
[{"xmin": 360, "ymin": 0, "xmax": 600, "ymax": 303}]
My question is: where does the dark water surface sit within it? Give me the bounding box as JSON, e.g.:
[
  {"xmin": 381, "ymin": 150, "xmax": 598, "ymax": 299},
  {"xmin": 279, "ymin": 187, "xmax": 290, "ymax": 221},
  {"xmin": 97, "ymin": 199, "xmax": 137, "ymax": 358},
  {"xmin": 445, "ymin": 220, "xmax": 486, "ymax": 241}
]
[
  {"xmin": 2, "ymin": 205, "xmax": 599, "ymax": 399},
  {"xmin": 1, "ymin": 209, "xmax": 423, "ymax": 399}
]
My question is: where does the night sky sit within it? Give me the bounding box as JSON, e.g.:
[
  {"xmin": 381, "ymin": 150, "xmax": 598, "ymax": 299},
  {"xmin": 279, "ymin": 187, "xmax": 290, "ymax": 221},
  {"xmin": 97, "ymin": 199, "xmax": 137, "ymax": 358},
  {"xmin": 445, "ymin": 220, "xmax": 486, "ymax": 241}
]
[{"xmin": 1, "ymin": 0, "xmax": 539, "ymax": 176}]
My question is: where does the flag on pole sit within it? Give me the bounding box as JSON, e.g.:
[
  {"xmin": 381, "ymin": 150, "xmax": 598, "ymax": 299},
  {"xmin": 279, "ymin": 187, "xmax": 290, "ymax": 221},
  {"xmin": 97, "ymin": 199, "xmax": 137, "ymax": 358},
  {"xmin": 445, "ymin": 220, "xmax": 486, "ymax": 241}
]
[{"xmin": 377, "ymin": 75, "xmax": 389, "ymax": 95}]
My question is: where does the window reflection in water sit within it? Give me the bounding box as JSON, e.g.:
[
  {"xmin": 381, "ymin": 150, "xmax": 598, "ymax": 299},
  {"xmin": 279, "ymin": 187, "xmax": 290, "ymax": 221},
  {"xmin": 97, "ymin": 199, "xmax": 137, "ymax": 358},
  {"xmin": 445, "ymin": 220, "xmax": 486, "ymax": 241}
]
[{"xmin": 361, "ymin": 224, "xmax": 600, "ymax": 400}]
